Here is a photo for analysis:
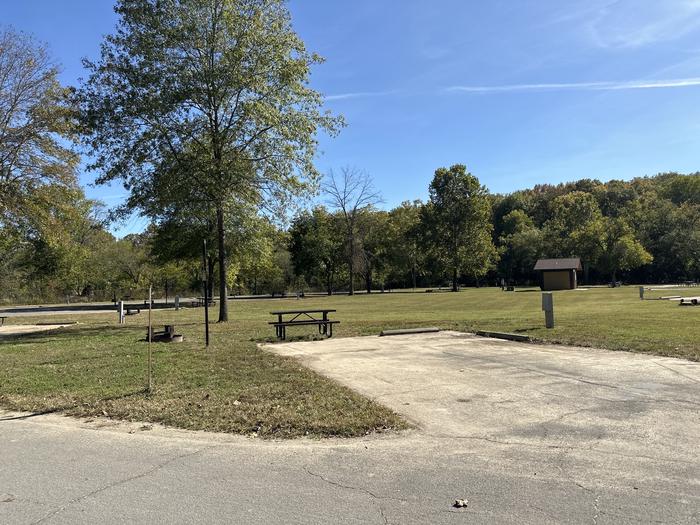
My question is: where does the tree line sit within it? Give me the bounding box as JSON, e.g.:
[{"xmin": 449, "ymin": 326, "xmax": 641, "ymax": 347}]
[
  {"xmin": 291, "ymin": 168, "xmax": 699, "ymax": 292},
  {"xmin": 3, "ymin": 152, "xmax": 699, "ymax": 303}
]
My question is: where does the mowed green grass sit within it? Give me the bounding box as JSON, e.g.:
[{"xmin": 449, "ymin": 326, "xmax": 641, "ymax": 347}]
[{"xmin": 0, "ymin": 286, "xmax": 697, "ymax": 437}]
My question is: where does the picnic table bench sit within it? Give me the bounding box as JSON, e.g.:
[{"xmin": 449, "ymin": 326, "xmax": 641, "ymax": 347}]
[
  {"xmin": 269, "ymin": 309, "xmax": 339, "ymax": 340},
  {"xmin": 190, "ymin": 297, "xmax": 216, "ymax": 307},
  {"xmin": 146, "ymin": 324, "xmax": 183, "ymax": 342},
  {"xmin": 0, "ymin": 316, "xmax": 6, "ymax": 327}
]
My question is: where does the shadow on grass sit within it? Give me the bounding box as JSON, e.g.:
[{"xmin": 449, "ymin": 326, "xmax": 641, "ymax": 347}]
[
  {"xmin": 0, "ymin": 388, "xmax": 150, "ymax": 423},
  {"xmin": 512, "ymin": 327, "xmax": 542, "ymax": 333}
]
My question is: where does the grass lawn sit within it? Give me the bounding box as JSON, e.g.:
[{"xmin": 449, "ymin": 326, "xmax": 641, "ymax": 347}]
[{"xmin": 0, "ymin": 286, "xmax": 697, "ymax": 437}]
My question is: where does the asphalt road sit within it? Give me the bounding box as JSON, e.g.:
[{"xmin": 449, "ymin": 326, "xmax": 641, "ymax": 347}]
[{"xmin": 1, "ymin": 332, "xmax": 699, "ymax": 524}]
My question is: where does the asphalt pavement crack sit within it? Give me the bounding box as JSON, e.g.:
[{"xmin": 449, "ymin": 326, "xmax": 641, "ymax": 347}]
[
  {"xmin": 31, "ymin": 445, "xmax": 216, "ymax": 524},
  {"xmin": 653, "ymin": 361, "xmax": 700, "ymax": 385},
  {"xmin": 542, "ymin": 406, "xmax": 595, "ymax": 426},
  {"xmin": 304, "ymin": 468, "xmax": 405, "ymax": 503},
  {"xmin": 304, "ymin": 468, "xmax": 403, "ymax": 524},
  {"xmin": 571, "ymin": 481, "xmax": 601, "ymax": 524}
]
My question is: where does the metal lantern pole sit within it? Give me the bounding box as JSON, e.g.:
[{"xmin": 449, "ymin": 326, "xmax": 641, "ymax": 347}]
[
  {"xmin": 147, "ymin": 285, "xmax": 153, "ymax": 392},
  {"xmin": 203, "ymin": 239, "xmax": 210, "ymax": 347}
]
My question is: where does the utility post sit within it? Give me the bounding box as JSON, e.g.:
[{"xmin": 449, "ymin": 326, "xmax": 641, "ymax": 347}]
[
  {"xmin": 147, "ymin": 285, "xmax": 153, "ymax": 393},
  {"xmin": 542, "ymin": 292, "xmax": 554, "ymax": 329},
  {"xmin": 202, "ymin": 239, "xmax": 210, "ymax": 347}
]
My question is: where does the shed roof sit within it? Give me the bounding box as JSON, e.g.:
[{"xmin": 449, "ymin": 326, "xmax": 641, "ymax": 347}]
[{"xmin": 533, "ymin": 258, "xmax": 582, "ymax": 271}]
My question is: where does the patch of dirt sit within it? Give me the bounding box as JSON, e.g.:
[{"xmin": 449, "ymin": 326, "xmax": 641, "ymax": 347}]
[{"xmin": 0, "ymin": 324, "xmax": 73, "ymax": 337}]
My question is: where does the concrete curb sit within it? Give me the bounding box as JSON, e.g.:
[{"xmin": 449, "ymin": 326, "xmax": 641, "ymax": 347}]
[
  {"xmin": 475, "ymin": 330, "xmax": 531, "ymax": 343},
  {"xmin": 380, "ymin": 327, "xmax": 441, "ymax": 337}
]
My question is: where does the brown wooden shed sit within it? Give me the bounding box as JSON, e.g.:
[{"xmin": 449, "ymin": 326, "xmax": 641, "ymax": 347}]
[{"xmin": 534, "ymin": 258, "xmax": 582, "ymax": 290}]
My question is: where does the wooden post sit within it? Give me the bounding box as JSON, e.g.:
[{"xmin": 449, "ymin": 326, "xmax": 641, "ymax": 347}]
[
  {"xmin": 147, "ymin": 285, "xmax": 153, "ymax": 393},
  {"xmin": 639, "ymin": 286, "xmax": 645, "ymax": 300},
  {"xmin": 175, "ymin": 295, "xmax": 180, "ymax": 311},
  {"xmin": 542, "ymin": 292, "xmax": 554, "ymax": 329},
  {"xmin": 118, "ymin": 300, "xmax": 124, "ymax": 325}
]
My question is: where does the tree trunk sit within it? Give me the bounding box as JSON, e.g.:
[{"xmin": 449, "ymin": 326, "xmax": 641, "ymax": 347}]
[
  {"xmin": 216, "ymin": 205, "xmax": 228, "ymax": 322},
  {"xmin": 452, "ymin": 267, "xmax": 458, "ymax": 292},
  {"xmin": 347, "ymin": 227, "xmax": 355, "ymax": 296},
  {"xmin": 365, "ymin": 265, "xmax": 372, "ymax": 294},
  {"xmin": 207, "ymin": 256, "xmax": 215, "ymax": 299},
  {"xmin": 326, "ymin": 267, "xmax": 333, "ymax": 295}
]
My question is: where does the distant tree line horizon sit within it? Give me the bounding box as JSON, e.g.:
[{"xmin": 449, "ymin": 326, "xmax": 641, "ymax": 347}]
[{"xmin": 3, "ymin": 164, "xmax": 698, "ymax": 304}]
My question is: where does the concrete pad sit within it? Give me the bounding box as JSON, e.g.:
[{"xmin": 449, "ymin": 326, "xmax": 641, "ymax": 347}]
[{"xmin": 0, "ymin": 324, "xmax": 74, "ymax": 337}]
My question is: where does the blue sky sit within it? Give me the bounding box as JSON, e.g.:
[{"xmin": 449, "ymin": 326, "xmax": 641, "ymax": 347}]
[{"xmin": 4, "ymin": 0, "xmax": 700, "ymax": 235}]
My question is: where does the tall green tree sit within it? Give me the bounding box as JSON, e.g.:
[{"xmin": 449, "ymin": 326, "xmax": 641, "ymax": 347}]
[
  {"xmin": 357, "ymin": 208, "xmax": 389, "ymax": 293},
  {"xmin": 422, "ymin": 165, "xmax": 497, "ymax": 291},
  {"xmin": 0, "ymin": 27, "xmax": 78, "ymax": 237},
  {"xmin": 544, "ymin": 191, "xmax": 605, "ymax": 283},
  {"xmin": 387, "ymin": 200, "xmax": 424, "ymax": 289},
  {"xmin": 497, "ymin": 209, "xmax": 543, "ymax": 283},
  {"xmin": 288, "ymin": 206, "xmax": 344, "ymax": 295},
  {"xmin": 78, "ymin": 0, "xmax": 342, "ymax": 321},
  {"xmin": 599, "ymin": 217, "xmax": 652, "ymax": 282}
]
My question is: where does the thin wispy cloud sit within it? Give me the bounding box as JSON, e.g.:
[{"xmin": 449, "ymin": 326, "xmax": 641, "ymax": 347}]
[
  {"xmin": 585, "ymin": 0, "xmax": 700, "ymax": 49},
  {"xmin": 446, "ymin": 77, "xmax": 700, "ymax": 94},
  {"xmin": 325, "ymin": 90, "xmax": 397, "ymax": 101}
]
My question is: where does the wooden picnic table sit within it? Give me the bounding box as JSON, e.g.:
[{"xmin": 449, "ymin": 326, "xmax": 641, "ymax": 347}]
[
  {"xmin": 189, "ymin": 297, "xmax": 216, "ymax": 307},
  {"xmin": 269, "ymin": 309, "xmax": 338, "ymax": 340}
]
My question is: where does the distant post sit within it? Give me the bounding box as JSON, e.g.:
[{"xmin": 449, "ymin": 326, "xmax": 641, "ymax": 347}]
[
  {"xmin": 175, "ymin": 295, "xmax": 180, "ymax": 311},
  {"xmin": 542, "ymin": 292, "xmax": 554, "ymax": 329},
  {"xmin": 639, "ymin": 286, "xmax": 645, "ymax": 300},
  {"xmin": 147, "ymin": 285, "xmax": 153, "ymax": 393},
  {"xmin": 118, "ymin": 300, "xmax": 125, "ymax": 325},
  {"xmin": 202, "ymin": 239, "xmax": 210, "ymax": 347}
]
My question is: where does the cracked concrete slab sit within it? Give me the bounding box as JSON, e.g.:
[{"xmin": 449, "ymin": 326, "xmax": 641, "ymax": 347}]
[{"xmin": 1, "ymin": 331, "xmax": 698, "ymax": 524}]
